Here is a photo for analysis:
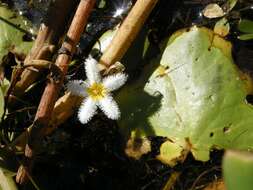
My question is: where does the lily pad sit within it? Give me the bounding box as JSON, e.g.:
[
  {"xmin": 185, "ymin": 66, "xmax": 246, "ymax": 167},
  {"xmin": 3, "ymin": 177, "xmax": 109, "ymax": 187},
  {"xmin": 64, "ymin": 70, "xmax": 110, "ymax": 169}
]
[
  {"xmin": 117, "ymin": 26, "xmax": 253, "ymax": 163},
  {"xmin": 0, "ymin": 4, "xmax": 35, "ymax": 64},
  {"xmin": 238, "ymin": 33, "xmax": 253, "ymax": 41},
  {"xmin": 238, "ymin": 19, "xmax": 253, "ymax": 34},
  {"xmin": 237, "ymin": 19, "xmax": 253, "ymax": 40}
]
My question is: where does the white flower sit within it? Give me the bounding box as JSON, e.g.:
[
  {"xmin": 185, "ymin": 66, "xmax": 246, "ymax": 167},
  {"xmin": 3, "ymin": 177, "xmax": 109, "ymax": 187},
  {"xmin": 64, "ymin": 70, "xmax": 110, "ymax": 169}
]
[{"xmin": 67, "ymin": 56, "xmax": 127, "ymax": 124}]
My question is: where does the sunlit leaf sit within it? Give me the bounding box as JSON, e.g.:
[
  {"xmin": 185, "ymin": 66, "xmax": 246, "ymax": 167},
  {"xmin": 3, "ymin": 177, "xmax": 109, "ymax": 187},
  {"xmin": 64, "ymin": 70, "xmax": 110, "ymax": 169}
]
[
  {"xmin": 117, "ymin": 26, "xmax": 253, "ymax": 163},
  {"xmin": 0, "ymin": 169, "xmax": 17, "ymax": 190},
  {"xmin": 0, "ymin": 78, "xmax": 10, "ymax": 96},
  {"xmin": 238, "ymin": 33, "xmax": 253, "ymax": 40},
  {"xmin": 203, "ymin": 4, "xmax": 225, "ymax": 18}
]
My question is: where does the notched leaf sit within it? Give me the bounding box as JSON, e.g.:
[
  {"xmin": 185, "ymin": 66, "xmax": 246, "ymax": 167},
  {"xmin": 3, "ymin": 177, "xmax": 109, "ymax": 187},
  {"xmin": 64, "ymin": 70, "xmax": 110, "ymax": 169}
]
[
  {"xmin": 238, "ymin": 19, "xmax": 253, "ymax": 34},
  {"xmin": 117, "ymin": 26, "xmax": 253, "ymax": 164}
]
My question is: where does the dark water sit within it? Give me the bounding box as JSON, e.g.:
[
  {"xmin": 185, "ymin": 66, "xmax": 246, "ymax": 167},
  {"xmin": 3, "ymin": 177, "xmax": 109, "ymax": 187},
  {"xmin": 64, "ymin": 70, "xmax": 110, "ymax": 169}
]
[{"xmin": 1, "ymin": 0, "xmax": 52, "ymax": 26}]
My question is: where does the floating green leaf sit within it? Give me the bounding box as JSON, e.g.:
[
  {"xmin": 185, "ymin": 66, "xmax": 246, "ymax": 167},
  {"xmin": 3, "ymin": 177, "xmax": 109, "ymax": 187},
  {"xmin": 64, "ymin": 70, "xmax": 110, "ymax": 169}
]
[
  {"xmin": 117, "ymin": 26, "xmax": 253, "ymax": 163},
  {"xmin": 238, "ymin": 33, "xmax": 253, "ymax": 40},
  {"xmin": 223, "ymin": 150, "xmax": 253, "ymax": 190},
  {"xmin": 238, "ymin": 19, "xmax": 253, "ymax": 34},
  {"xmin": 0, "ymin": 4, "xmax": 35, "ymax": 64}
]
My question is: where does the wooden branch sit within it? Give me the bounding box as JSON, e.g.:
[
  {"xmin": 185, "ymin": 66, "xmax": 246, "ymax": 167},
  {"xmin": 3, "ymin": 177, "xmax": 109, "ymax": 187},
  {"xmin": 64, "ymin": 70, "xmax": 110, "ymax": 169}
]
[
  {"xmin": 12, "ymin": 0, "xmax": 78, "ymax": 96},
  {"xmin": 33, "ymin": 0, "xmax": 96, "ymax": 126},
  {"xmin": 100, "ymin": 0, "xmax": 158, "ymax": 67},
  {"xmin": 15, "ymin": 0, "xmax": 96, "ymax": 184}
]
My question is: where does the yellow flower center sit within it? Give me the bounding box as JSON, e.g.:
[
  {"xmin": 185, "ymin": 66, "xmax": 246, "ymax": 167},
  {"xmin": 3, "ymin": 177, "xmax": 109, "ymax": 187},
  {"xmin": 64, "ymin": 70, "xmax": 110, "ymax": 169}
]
[{"xmin": 87, "ymin": 83, "xmax": 107, "ymax": 100}]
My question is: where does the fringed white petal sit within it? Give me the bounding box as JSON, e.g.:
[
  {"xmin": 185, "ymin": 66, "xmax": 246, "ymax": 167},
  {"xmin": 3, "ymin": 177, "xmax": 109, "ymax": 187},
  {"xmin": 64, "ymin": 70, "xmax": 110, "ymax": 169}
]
[
  {"xmin": 85, "ymin": 56, "xmax": 101, "ymax": 83},
  {"xmin": 102, "ymin": 73, "xmax": 127, "ymax": 92},
  {"xmin": 78, "ymin": 97, "xmax": 97, "ymax": 124},
  {"xmin": 98, "ymin": 95, "xmax": 120, "ymax": 120},
  {"xmin": 66, "ymin": 80, "xmax": 88, "ymax": 97}
]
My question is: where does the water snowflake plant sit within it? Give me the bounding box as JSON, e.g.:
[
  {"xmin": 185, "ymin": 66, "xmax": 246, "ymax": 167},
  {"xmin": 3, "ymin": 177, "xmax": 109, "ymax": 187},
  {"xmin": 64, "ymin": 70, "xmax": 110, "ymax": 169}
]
[{"xmin": 67, "ymin": 56, "xmax": 127, "ymax": 124}]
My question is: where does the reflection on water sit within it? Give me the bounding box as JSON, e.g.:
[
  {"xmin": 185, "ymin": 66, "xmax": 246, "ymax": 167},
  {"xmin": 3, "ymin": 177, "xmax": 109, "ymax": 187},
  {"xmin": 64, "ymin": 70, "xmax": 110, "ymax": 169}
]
[{"xmin": 2, "ymin": 0, "xmax": 52, "ymax": 26}]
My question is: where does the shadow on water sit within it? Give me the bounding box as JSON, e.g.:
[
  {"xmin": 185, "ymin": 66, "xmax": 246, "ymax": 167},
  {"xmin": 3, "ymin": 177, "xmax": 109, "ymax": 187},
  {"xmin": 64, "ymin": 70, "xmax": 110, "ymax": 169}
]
[{"xmin": 118, "ymin": 26, "xmax": 164, "ymax": 140}]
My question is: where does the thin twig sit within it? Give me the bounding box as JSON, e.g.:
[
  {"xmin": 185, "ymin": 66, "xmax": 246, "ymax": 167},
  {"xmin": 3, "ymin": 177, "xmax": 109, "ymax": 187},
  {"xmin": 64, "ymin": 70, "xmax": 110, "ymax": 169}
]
[
  {"xmin": 190, "ymin": 166, "xmax": 221, "ymax": 190},
  {"xmin": 162, "ymin": 172, "xmax": 181, "ymax": 190}
]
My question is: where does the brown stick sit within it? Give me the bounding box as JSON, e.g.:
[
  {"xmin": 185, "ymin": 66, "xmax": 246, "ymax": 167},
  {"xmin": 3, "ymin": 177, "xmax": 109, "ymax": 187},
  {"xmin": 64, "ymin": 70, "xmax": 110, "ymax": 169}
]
[
  {"xmin": 100, "ymin": 0, "xmax": 158, "ymax": 67},
  {"xmin": 16, "ymin": 0, "xmax": 96, "ymax": 184},
  {"xmin": 13, "ymin": 0, "xmax": 77, "ymax": 96},
  {"xmin": 34, "ymin": 0, "xmax": 96, "ymax": 126}
]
